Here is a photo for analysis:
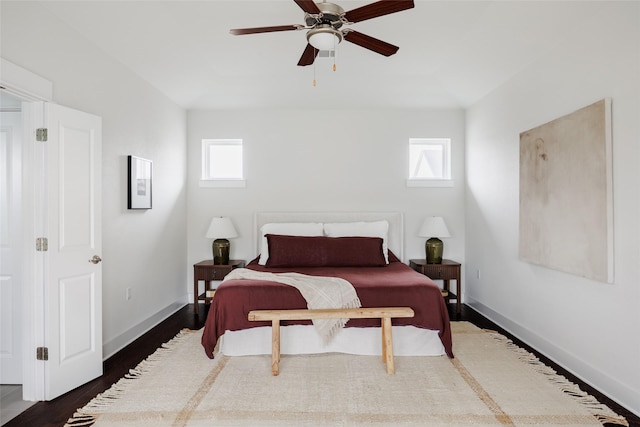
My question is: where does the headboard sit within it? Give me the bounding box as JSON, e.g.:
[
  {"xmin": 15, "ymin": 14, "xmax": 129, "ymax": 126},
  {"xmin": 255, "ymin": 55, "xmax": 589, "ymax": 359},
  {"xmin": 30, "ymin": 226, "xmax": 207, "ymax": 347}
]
[{"xmin": 254, "ymin": 212, "xmax": 404, "ymax": 261}]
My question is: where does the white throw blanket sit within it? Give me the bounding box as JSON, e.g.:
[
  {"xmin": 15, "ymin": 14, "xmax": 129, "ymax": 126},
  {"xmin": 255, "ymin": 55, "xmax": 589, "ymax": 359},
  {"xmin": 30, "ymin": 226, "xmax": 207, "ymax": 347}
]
[{"xmin": 222, "ymin": 268, "xmax": 362, "ymax": 342}]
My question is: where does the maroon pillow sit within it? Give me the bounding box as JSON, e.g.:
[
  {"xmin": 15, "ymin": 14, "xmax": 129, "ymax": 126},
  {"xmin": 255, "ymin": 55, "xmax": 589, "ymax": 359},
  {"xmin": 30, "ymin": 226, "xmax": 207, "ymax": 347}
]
[{"xmin": 265, "ymin": 234, "xmax": 387, "ymax": 267}]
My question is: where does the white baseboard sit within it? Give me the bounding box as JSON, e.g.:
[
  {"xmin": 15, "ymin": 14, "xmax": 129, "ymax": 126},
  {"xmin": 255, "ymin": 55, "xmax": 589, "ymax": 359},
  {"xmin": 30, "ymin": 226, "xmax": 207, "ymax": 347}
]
[
  {"xmin": 466, "ymin": 297, "xmax": 640, "ymax": 418},
  {"xmin": 102, "ymin": 300, "xmax": 187, "ymax": 360}
]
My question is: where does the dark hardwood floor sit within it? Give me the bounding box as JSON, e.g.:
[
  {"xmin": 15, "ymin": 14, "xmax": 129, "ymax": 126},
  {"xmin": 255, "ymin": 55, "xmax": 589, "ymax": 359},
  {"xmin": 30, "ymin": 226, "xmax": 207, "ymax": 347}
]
[{"xmin": 6, "ymin": 303, "xmax": 638, "ymax": 427}]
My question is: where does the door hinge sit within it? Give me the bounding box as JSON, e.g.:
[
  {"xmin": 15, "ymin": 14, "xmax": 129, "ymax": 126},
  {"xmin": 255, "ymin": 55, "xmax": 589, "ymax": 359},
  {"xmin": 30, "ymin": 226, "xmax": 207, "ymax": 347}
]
[
  {"xmin": 36, "ymin": 237, "xmax": 48, "ymax": 251},
  {"xmin": 36, "ymin": 128, "xmax": 48, "ymax": 141},
  {"xmin": 36, "ymin": 347, "xmax": 49, "ymax": 361}
]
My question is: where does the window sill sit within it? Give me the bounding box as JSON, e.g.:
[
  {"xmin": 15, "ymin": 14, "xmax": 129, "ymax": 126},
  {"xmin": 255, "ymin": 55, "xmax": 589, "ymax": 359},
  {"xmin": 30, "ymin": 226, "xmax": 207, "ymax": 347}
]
[
  {"xmin": 199, "ymin": 179, "xmax": 246, "ymax": 188},
  {"xmin": 406, "ymin": 179, "xmax": 454, "ymax": 188}
]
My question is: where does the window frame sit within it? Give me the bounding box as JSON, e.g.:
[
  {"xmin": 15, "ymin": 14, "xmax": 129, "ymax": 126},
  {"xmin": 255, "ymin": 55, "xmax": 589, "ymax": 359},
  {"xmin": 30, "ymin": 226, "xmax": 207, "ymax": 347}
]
[
  {"xmin": 200, "ymin": 138, "xmax": 246, "ymax": 188},
  {"xmin": 406, "ymin": 137, "xmax": 453, "ymax": 188}
]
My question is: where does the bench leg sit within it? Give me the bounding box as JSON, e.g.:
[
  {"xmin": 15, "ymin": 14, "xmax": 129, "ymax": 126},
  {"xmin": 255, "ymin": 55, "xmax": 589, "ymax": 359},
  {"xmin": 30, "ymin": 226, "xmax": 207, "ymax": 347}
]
[
  {"xmin": 381, "ymin": 319, "xmax": 386, "ymax": 363},
  {"xmin": 382, "ymin": 317, "xmax": 395, "ymax": 374},
  {"xmin": 271, "ymin": 319, "xmax": 280, "ymax": 376}
]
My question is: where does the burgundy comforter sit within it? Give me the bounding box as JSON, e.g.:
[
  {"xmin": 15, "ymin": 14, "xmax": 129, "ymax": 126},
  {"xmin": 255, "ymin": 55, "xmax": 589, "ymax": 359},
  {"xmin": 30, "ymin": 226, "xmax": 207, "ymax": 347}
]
[{"xmin": 201, "ymin": 255, "xmax": 453, "ymax": 358}]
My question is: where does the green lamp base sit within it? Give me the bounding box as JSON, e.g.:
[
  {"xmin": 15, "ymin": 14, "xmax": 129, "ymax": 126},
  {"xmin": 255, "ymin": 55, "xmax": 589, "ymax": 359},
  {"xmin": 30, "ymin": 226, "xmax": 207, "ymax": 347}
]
[
  {"xmin": 212, "ymin": 238, "xmax": 230, "ymax": 265},
  {"xmin": 425, "ymin": 237, "xmax": 443, "ymax": 264}
]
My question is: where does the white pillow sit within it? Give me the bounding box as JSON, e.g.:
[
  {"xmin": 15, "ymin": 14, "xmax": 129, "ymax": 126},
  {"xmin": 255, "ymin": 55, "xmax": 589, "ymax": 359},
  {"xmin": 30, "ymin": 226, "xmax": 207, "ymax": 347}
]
[
  {"xmin": 323, "ymin": 220, "xmax": 390, "ymax": 263},
  {"xmin": 258, "ymin": 222, "xmax": 324, "ymax": 265}
]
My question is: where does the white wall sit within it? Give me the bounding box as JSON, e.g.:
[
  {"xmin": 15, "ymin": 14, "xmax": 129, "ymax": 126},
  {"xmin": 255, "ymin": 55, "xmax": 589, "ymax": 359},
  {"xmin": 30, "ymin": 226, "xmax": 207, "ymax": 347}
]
[
  {"xmin": 187, "ymin": 108, "xmax": 466, "ymax": 296},
  {"xmin": 1, "ymin": 2, "xmax": 188, "ymax": 357},
  {"xmin": 465, "ymin": 1, "xmax": 640, "ymax": 415}
]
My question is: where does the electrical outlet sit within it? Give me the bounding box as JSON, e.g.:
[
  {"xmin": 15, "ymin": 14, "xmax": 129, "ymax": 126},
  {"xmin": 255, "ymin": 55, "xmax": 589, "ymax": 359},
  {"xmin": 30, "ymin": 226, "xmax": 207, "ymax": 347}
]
[{"xmin": 126, "ymin": 287, "xmax": 132, "ymax": 300}]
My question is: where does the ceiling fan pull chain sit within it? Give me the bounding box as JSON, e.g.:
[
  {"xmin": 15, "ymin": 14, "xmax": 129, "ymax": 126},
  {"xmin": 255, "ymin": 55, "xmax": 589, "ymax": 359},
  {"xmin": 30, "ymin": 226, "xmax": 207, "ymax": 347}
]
[
  {"xmin": 313, "ymin": 54, "xmax": 317, "ymax": 87},
  {"xmin": 333, "ymin": 37, "xmax": 337, "ymax": 72},
  {"xmin": 333, "ymin": 46, "xmax": 337, "ymax": 71}
]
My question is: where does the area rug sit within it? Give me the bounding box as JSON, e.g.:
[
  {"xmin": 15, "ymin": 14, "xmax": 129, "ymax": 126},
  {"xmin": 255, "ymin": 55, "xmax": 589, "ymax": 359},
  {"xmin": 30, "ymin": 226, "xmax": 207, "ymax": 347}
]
[{"xmin": 65, "ymin": 322, "xmax": 628, "ymax": 426}]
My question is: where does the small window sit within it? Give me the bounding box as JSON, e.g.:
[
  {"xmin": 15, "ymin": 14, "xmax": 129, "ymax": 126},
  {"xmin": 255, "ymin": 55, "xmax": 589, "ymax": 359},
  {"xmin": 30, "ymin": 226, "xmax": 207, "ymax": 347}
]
[
  {"xmin": 407, "ymin": 138, "xmax": 453, "ymax": 187},
  {"xmin": 201, "ymin": 139, "xmax": 245, "ymax": 188}
]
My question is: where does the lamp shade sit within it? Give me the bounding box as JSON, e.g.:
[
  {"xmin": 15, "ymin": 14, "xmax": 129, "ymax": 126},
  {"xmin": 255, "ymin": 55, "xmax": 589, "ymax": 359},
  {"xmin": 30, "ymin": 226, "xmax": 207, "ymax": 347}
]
[
  {"xmin": 418, "ymin": 217, "xmax": 450, "ymax": 238},
  {"xmin": 206, "ymin": 217, "xmax": 238, "ymax": 239}
]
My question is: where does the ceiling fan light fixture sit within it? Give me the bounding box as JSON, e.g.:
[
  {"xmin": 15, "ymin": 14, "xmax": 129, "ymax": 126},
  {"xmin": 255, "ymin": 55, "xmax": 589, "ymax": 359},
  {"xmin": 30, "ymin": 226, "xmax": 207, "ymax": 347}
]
[{"xmin": 307, "ymin": 26, "xmax": 343, "ymax": 51}]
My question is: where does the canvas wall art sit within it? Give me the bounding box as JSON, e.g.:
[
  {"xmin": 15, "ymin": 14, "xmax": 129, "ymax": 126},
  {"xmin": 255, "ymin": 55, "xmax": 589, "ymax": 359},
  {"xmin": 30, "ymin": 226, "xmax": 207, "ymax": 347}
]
[{"xmin": 519, "ymin": 99, "xmax": 613, "ymax": 283}]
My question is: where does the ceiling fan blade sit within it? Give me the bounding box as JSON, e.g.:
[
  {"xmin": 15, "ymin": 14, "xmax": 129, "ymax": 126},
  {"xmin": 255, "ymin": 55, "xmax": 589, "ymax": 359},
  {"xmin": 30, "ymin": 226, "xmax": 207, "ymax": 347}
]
[
  {"xmin": 297, "ymin": 44, "xmax": 319, "ymax": 66},
  {"xmin": 344, "ymin": 0, "xmax": 414, "ymax": 23},
  {"xmin": 344, "ymin": 30, "xmax": 399, "ymax": 56},
  {"xmin": 230, "ymin": 25, "xmax": 302, "ymax": 36},
  {"xmin": 294, "ymin": 0, "xmax": 321, "ymax": 14}
]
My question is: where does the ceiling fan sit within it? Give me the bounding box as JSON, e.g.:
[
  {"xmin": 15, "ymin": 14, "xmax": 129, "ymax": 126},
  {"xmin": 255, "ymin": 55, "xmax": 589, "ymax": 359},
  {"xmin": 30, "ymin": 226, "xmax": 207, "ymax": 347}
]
[{"xmin": 230, "ymin": 0, "xmax": 415, "ymax": 66}]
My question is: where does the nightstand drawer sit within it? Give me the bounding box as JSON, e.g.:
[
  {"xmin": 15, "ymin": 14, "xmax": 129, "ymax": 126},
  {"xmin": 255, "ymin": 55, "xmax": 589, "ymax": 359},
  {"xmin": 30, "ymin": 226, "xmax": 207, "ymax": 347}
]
[
  {"xmin": 209, "ymin": 267, "xmax": 232, "ymax": 280},
  {"xmin": 422, "ymin": 265, "xmax": 458, "ymax": 280}
]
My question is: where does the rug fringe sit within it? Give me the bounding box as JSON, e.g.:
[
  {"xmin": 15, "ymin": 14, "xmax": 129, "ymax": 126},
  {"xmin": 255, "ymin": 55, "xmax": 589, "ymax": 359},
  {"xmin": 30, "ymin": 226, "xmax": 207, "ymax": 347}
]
[
  {"xmin": 487, "ymin": 331, "xmax": 629, "ymax": 427},
  {"xmin": 63, "ymin": 329, "xmax": 198, "ymax": 427},
  {"xmin": 62, "ymin": 414, "xmax": 96, "ymax": 426}
]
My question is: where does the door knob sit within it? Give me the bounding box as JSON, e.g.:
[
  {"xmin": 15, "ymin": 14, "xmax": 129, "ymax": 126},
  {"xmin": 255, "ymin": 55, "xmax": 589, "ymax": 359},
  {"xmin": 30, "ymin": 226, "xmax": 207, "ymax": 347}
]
[{"xmin": 89, "ymin": 255, "xmax": 102, "ymax": 264}]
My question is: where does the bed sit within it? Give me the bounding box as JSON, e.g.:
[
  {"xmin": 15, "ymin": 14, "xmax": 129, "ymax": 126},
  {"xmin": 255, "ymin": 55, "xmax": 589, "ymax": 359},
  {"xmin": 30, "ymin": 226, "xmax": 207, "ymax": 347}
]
[{"xmin": 201, "ymin": 212, "xmax": 453, "ymax": 359}]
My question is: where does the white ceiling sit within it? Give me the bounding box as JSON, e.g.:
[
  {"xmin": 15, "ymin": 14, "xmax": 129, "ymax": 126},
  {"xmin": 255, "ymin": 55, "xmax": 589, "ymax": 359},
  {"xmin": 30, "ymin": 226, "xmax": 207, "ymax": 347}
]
[{"xmin": 37, "ymin": 1, "xmax": 596, "ymax": 110}]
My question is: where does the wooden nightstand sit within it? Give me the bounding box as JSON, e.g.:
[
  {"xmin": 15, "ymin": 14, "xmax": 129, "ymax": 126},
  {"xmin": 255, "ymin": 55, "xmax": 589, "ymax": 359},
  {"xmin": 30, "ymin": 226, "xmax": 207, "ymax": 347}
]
[
  {"xmin": 193, "ymin": 259, "xmax": 244, "ymax": 314},
  {"xmin": 409, "ymin": 259, "xmax": 462, "ymax": 314}
]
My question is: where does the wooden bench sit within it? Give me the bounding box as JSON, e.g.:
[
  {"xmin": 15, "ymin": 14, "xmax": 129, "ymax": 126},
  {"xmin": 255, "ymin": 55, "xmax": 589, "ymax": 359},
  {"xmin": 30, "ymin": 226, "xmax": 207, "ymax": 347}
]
[{"xmin": 247, "ymin": 307, "xmax": 415, "ymax": 376}]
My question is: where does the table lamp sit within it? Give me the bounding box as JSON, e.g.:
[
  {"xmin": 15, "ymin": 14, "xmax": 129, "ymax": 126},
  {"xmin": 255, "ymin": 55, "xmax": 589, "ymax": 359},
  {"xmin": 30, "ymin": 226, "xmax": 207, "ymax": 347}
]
[
  {"xmin": 206, "ymin": 217, "xmax": 238, "ymax": 264},
  {"xmin": 418, "ymin": 216, "xmax": 450, "ymax": 264}
]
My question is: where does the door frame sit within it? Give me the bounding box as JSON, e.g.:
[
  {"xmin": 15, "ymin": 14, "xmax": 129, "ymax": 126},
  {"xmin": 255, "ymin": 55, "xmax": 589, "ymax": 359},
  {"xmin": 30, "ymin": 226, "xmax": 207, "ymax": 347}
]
[{"xmin": 1, "ymin": 58, "xmax": 53, "ymax": 401}]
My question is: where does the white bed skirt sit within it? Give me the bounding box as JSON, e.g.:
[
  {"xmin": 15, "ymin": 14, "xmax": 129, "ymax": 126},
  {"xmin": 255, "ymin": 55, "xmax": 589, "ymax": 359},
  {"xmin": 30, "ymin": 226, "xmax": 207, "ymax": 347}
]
[{"xmin": 218, "ymin": 325, "xmax": 445, "ymax": 357}]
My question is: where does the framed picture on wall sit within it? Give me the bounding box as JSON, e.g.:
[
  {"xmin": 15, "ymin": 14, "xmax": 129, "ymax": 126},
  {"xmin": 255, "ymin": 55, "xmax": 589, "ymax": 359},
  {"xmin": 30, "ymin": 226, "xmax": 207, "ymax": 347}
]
[{"xmin": 128, "ymin": 155, "xmax": 152, "ymax": 209}]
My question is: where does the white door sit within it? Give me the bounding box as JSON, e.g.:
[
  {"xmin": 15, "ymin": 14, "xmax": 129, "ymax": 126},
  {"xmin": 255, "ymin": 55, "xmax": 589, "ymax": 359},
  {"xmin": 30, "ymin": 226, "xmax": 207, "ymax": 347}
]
[
  {"xmin": 42, "ymin": 103, "xmax": 102, "ymax": 400},
  {"xmin": 0, "ymin": 111, "xmax": 23, "ymax": 384}
]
